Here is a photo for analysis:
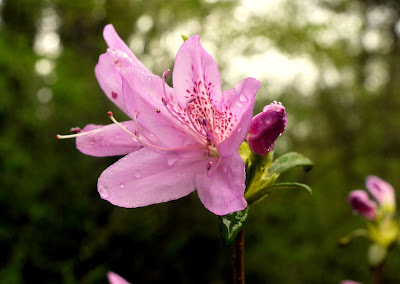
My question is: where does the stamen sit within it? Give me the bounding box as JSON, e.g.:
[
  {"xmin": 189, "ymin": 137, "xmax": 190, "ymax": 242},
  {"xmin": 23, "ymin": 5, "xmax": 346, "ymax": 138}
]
[
  {"xmin": 70, "ymin": 127, "xmax": 82, "ymax": 134},
  {"xmin": 199, "ymin": 118, "xmax": 217, "ymax": 142},
  {"xmin": 56, "ymin": 128, "xmax": 101, "ymax": 139},
  {"xmin": 108, "ymin": 111, "xmax": 206, "ymax": 153},
  {"xmin": 207, "ymin": 158, "xmax": 222, "ymax": 178},
  {"xmin": 185, "ymin": 97, "xmax": 207, "ymax": 139},
  {"xmin": 162, "ymin": 69, "xmax": 173, "ymax": 101}
]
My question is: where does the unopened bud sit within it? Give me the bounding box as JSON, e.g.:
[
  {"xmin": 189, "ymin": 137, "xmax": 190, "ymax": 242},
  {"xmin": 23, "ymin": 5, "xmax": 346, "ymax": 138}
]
[
  {"xmin": 348, "ymin": 190, "xmax": 377, "ymax": 220},
  {"xmin": 247, "ymin": 101, "xmax": 288, "ymax": 156}
]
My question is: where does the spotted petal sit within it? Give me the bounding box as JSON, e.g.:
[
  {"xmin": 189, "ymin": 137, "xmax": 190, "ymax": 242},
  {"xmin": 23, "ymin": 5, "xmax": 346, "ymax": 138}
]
[
  {"xmin": 121, "ymin": 67, "xmax": 200, "ymax": 148},
  {"xmin": 196, "ymin": 152, "xmax": 247, "ymax": 215},
  {"xmin": 76, "ymin": 121, "xmax": 142, "ymax": 157},
  {"xmin": 173, "ymin": 35, "xmax": 223, "ymax": 109}
]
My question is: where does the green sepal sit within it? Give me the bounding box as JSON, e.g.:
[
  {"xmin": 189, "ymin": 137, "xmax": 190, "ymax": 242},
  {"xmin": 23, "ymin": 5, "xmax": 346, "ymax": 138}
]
[
  {"xmin": 246, "ymin": 182, "xmax": 312, "ymax": 205},
  {"xmin": 219, "ymin": 207, "xmax": 249, "ymax": 247},
  {"xmin": 269, "ymin": 152, "xmax": 313, "ymax": 176},
  {"xmin": 238, "ymin": 141, "xmax": 251, "ymax": 170},
  {"xmin": 181, "ymin": 35, "xmax": 189, "ymax": 42}
]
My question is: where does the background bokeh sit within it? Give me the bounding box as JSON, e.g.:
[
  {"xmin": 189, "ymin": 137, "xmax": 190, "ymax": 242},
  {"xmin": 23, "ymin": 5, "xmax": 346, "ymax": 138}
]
[{"xmin": 1, "ymin": 0, "xmax": 400, "ymax": 283}]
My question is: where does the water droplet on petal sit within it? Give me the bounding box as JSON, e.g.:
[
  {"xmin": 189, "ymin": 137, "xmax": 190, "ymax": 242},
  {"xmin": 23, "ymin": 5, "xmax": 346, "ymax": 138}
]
[
  {"xmin": 237, "ymin": 127, "xmax": 242, "ymax": 133},
  {"xmin": 120, "ymin": 183, "xmax": 125, "ymax": 189},
  {"xmin": 239, "ymin": 94, "xmax": 248, "ymax": 103},
  {"xmin": 235, "ymin": 101, "xmax": 243, "ymax": 108},
  {"xmin": 147, "ymin": 76, "xmax": 152, "ymax": 81},
  {"xmin": 99, "ymin": 185, "xmax": 110, "ymax": 199},
  {"xmin": 133, "ymin": 169, "xmax": 142, "ymax": 178},
  {"xmin": 214, "ymin": 126, "xmax": 221, "ymax": 134}
]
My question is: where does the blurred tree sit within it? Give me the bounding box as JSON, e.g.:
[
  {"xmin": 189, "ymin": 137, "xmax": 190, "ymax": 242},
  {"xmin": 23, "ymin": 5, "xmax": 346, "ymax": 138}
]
[{"xmin": 1, "ymin": 0, "xmax": 400, "ymax": 283}]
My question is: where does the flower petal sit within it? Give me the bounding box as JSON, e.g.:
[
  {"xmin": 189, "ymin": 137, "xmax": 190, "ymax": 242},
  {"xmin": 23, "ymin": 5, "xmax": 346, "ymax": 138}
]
[
  {"xmin": 95, "ymin": 52, "xmax": 131, "ymax": 115},
  {"xmin": 366, "ymin": 175, "xmax": 395, "ymax": 206},
  {"xmin": 98, "ymin": 147, "xmax": 202, "ymax": 208},
  {"xmin": 348, "ymin": 190, "xmax": 377, "ymax": 220},
  {"xmin": 217, "ymin": 77, "xmax": 260, "ymax": 157},
  {"xmin": 120, "ymin": 67, "xmax": 199, "ymax": 148},
  {"xmin": 107, "ymin": 271, "xmax": 130, "ymax": 284},
  {"xmin": 196, "ymin": 153, "xmax": 247, "ymax": 215},
  {"xmin": 76, "ymin": 121, "xmax": 142, "ymax": 157},
  {"xmin": 96, "ymin": 25, "xmax": 152, "ymax": 116},
  {"xmin": 103, "ymin": 24, "xmax": 148, "ymax": 71},
  {"xmin": 172, "ymin": 35, "xmax": 223, "ymax": 109}
]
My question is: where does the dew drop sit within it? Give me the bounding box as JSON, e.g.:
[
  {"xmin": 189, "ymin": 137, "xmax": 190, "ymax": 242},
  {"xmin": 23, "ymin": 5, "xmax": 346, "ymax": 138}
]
[
  {"xmin": 99, "ymin": 185, "xmax": 110, "ymax": 199},
  {"xmin": 120, "ymin": 183, "xmax": 125, "ymax": 189},
  {"xmin": 214, "ymin": 126, "xmax": 221, "ymax": 134},
  {"xmin": 237, "ymin": 127, "xmax": 242, "ymax": 133},
  {"xmin": 235, "ymin": 101, "xmax": 243, "ymax": 108},
  {"xmin": 239, "ymin": 94, "xmax": 248, "ymax": 103},
  {"xmin": 133, "ymin": 169, "xmax": 142, "ymax": 178},
  {"xmin": 147, "ymin": 76, "xmax": 152, "ymax": 81}
]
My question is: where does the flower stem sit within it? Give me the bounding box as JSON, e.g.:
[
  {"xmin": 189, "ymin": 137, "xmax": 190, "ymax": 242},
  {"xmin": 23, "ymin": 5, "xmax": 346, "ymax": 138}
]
[
  {"xmin": 375, "ymin": 262, "xmax": 384, "ymax": 284},
  {"xmin": 233, "ymin": 228, "xmax": 245, "ymax": 284}
]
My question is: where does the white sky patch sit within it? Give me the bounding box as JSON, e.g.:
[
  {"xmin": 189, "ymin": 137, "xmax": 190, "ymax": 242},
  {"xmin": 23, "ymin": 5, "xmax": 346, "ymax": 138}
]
[
  {"xmin": 35, "ymin": 58, "xmax": 54, "ymax": 76},
  {"xmin": 37, "ymin": 87, "xmax": 53, "ymax": 104},
  {"xmin": 225, "ymin": 49, "xmax": 318, "ymax": 96},
  {"xmin": 363, "ymin": 57, "xmax": 389, "ymax": 93},
  {"xmin": 34, "ymin": 6, "xmax": 62, "ymax": 58},
  {"xmin": 136, "ymin": 15, "xmax": 153, "ymax": 33}
]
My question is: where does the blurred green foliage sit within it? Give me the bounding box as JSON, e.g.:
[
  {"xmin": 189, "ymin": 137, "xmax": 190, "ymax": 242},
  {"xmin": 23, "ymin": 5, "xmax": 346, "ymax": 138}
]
[{"xmin": 1, "ymin": 0, "xmax": 400, "ymax": 283}]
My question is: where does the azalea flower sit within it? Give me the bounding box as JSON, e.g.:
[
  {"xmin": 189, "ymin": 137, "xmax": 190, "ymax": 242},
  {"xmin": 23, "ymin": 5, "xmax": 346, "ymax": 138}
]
[
  {"xmin": 348, "ymin": 176, "xmax": 396, "ymax": 219},
  {"xmin": 107, "ymin": 271, "xmax": 129, "ymax": 284},
  {"xmin": 247, "ymin": 101, "xmax": 287, "ymax": 156},
  {"xmin": 366, "ymin": 175, "xmax": 395, "ymax": 211},
  {"xmin": 58, "ymin": 25, "xmax": 260, "ymax": 215},
  {"xmin": 340, "ymin": 280, "xmax": 362, "ymax": 284},
  {"xmin": 348, "ymin": 190, "xmax": 377, "ymax": 220}
]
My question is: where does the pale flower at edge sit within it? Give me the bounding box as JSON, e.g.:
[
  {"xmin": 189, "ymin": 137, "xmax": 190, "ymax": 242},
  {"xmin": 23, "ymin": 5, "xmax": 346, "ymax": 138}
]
[
  {"xmin": 107, "ymin": 271, "xmax": 130, "ymax": 284},
  {"xmin": 60, "ymin": 25, "xmax": 260, "ymax": 215}
]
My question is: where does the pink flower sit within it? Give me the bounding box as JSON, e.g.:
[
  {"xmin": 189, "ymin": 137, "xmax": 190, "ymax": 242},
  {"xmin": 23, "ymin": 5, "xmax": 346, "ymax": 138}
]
[
  {"xmin": 247, "ymin": 101, "xmax": 287, "ymax": 156},
  {"xmin": 348, "ymin": 190, "xmax": 377, "ymax": 220},
  {"xmin": 366, "ymin": 175, "xmax": 395, "ymax": 208},
  {"xmin": 58, "ymin": 25, "xmax": 260, "ymax": 215},
  {"xmin": 107, "ymin": 271, "xmax": 129, "ymax": 284},
  {"xmin": 341, "ymin": 281, "xmax": 362, "ymax": 284}
]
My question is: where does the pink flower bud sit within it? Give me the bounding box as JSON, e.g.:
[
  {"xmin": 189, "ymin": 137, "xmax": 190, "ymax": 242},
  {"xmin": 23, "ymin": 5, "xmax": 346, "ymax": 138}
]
[
  {"xmin": 366, "ymin": 176, "xmax": 395, "ymax": 208},
  {"xmin": 247, "ymin": 101, "xmax": 288, "ymax": 156},
  {"xmin": 348, "ymin": 190, "xmax": 377, "ymax": 220}
]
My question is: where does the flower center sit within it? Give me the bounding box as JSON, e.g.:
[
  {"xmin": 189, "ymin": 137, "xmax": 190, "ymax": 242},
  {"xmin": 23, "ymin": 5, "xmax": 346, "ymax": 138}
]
[{"xmin": 160, "ymin": 69, "xmax": 239, "ymax": 155}]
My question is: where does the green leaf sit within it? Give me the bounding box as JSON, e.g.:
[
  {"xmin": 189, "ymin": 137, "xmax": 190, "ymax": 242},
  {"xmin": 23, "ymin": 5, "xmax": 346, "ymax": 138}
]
[
  {"xmin": 246, "ymin": 182, "xmax": 312, "ymax": 205},
  {"xmin": 269, "ymin": 152, "xmax": 313, "ymax": 175},
  {"xmin": 219, "ymin": 207, "xmax": 248, "ymax": 246},
  {"xmin": 181, "ymin": 35, "xmax": 189, "ymax": 41}
]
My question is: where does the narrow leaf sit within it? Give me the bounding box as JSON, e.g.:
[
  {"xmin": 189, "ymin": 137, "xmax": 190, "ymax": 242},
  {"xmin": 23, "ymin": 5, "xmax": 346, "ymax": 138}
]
[
  {"xmin": 219, "ymin": 207, "xmax": 248, "ymax": 246},
  {"xmin": 246, "ymin": 182, "xmax": 312, "ymax": 205},
  {"xmin": 269, "ymin": 152, "xmax": 313, "ymax": 175}
]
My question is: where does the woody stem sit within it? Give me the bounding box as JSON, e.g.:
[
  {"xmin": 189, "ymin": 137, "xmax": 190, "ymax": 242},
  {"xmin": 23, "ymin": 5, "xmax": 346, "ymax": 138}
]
[{"xmin": 233, "ymin": 228, "xmax": 245, "ymax": 284}]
